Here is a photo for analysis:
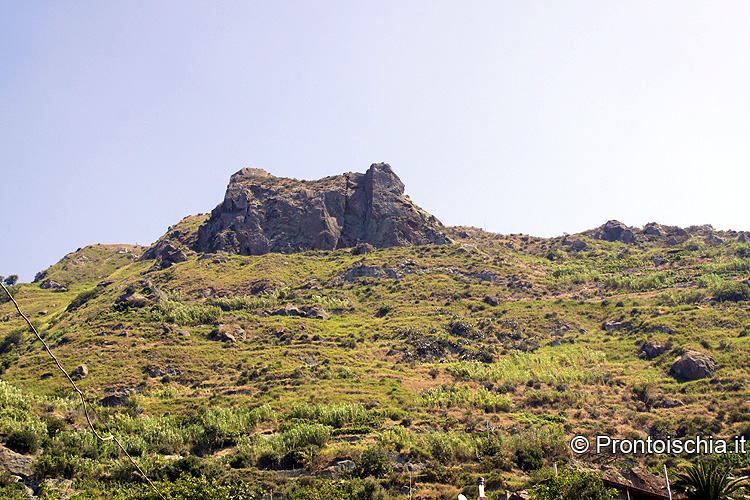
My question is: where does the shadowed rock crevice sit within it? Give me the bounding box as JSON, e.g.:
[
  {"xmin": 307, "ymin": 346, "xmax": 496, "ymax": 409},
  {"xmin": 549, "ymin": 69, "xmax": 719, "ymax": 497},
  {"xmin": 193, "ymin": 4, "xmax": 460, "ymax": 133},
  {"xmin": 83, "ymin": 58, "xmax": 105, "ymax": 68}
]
[{"xmin": 195, "ymin": 163, "xmax": 451, "ymax": 255}]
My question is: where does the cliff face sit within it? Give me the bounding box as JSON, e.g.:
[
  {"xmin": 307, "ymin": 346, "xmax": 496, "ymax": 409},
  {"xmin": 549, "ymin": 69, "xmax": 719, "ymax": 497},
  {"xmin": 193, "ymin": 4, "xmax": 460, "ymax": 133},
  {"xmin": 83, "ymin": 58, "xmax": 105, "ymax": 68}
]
[{"xmin": 195, "ymin": 163, "xmax": 451, "ymax": 255}]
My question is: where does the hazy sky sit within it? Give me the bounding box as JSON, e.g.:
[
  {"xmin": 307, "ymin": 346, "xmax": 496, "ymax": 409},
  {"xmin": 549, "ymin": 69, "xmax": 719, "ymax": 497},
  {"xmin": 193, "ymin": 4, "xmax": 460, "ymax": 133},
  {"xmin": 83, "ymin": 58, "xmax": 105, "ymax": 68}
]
[{"xmin": 2, "ymin": 2, "xmax": 750, "ymax": 282}]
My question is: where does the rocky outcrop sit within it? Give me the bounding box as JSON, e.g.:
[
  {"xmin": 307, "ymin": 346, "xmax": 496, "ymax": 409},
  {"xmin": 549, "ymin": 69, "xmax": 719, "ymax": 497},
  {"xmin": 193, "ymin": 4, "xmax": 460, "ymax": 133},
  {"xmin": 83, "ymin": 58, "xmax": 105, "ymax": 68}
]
[
  {"xmin": 594, "ymin": 220, "xmax": 636, "ymax": 244},
  {"xmin": 670, "ymin": 350, "xmax": 716, "ymax": 380},
  {"xmin": 641, "ymin": 341, "xmax": 666, "ymax": 360},
  {"xmin": 195, "ymin": 163, "xmax": 451, "ymax": 255}
]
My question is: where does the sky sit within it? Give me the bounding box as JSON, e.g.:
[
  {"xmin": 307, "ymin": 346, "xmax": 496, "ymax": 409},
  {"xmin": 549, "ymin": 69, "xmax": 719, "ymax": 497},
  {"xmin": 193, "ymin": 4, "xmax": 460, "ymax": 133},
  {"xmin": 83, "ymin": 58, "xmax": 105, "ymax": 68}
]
[{"xmin": 2, "ymin": 1, "xmax": 750, "ymax": 283}]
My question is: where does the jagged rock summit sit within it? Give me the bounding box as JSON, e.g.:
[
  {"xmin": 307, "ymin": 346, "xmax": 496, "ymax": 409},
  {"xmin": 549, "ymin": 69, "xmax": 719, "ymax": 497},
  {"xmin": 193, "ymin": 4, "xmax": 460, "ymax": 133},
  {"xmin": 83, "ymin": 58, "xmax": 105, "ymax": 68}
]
[{"xmin": 195, "ymin": 163, "xmax": 451, "ymax": 255}]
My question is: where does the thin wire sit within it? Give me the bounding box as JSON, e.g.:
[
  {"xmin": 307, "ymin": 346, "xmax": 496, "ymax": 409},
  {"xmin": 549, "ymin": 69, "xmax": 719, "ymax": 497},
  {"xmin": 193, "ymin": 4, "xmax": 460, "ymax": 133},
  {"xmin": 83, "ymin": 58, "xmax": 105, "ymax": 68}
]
[{"xmin": 1, "ymin": 282, "xmax": 166, "ymax": 500}]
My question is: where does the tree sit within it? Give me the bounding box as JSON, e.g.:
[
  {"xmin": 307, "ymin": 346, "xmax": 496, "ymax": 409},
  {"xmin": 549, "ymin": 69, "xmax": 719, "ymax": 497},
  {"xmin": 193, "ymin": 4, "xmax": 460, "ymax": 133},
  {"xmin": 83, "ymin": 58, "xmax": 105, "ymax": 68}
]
[
  {"xmin": 2, "ymin": 275, "xmax": 18, "ymax": 286},
  {"xmin": 673, "ymin": 460, "xmax": 749, "ymax": 500},
  {"xmin": 530, "ymin": 469, "xmax": 616, "ymax": 500}
]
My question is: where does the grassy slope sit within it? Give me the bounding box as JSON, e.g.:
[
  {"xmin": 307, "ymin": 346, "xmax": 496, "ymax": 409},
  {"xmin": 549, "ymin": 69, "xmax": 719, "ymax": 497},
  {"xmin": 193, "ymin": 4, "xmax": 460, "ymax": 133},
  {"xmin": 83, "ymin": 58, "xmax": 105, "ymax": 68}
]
[{"xmin": 1, "ymin": 221, "xmax": 750, "ymax": 499}]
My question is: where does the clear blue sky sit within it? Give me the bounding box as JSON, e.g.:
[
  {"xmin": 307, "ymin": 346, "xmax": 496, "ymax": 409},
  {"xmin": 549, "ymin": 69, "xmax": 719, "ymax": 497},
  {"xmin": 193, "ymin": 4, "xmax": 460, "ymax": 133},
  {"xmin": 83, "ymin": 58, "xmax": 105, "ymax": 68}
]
[{"xmin": 2, "ymin": 1, "xmax": 750, "ymax": 282}]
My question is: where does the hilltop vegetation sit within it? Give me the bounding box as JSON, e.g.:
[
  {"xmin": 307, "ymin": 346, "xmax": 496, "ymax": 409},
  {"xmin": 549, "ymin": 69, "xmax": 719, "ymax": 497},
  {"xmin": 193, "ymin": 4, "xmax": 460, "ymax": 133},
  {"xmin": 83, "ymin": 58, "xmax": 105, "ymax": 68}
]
[{"xmin": 1, "ymin": 219, "xmax": 750, "ymax": 499}]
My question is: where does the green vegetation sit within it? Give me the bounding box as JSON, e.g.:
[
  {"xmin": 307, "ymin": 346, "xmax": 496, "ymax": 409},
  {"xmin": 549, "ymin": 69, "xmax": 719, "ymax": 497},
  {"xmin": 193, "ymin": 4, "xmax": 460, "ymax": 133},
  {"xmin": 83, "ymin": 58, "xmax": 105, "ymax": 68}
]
[{"xmin": 1, "ymin": 223, "xmax": 750, "ymax": 498}]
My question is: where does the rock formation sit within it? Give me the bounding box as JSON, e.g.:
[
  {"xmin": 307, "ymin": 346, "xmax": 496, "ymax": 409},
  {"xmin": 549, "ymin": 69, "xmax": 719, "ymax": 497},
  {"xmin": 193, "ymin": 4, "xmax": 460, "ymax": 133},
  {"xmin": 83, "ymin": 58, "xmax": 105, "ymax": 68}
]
[
  {"xmin": 195, "ymin": 163, "xmax": 451, "ymax": 255},
  {"xmin": 670, "ymin": 350, "xmax": 716, "ymax": 380}
]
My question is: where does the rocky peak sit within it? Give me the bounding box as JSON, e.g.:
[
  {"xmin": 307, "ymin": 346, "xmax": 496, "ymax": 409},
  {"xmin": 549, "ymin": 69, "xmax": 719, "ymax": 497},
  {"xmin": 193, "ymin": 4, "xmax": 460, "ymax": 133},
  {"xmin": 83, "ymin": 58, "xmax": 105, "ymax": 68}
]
[{"xmin": 195, "ymin": 163, "xmax": 451, "ymax": 255}]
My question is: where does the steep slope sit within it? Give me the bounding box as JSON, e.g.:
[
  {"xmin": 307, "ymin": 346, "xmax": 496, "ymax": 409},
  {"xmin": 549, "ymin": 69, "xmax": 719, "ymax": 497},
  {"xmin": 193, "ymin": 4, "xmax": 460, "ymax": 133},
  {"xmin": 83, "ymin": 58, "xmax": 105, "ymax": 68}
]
[{"xmin": 2, "ymin": 212, "xmax": 750, "ymax": 499}]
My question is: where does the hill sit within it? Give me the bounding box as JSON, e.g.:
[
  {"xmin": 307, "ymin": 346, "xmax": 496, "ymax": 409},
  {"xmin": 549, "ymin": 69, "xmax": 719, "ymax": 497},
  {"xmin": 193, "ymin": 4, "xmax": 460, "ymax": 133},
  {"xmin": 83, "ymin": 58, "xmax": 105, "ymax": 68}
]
[{"xmin": 1, "ymin": 167, "xmax": 750, "ymax": 499}]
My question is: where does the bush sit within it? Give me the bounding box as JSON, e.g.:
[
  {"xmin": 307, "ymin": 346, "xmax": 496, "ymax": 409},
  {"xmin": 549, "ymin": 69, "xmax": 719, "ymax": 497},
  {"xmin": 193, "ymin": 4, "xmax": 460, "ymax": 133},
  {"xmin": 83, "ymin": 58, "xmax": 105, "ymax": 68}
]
[
  {"xmin": 66, "ymin": 288, "xmax": 101, "ymax": 312},
  {"xmin": 711, "ymin": 281, "xmax": 750, "ymax": 302},
  {"xmin": 354, "ymin": 446, "xmax": 392, "ymax": 478},
  {"xmin": 531, "ymin": 469, "xmax": 616, "ymax": 500},
  {"xmin": 6, "ymin": 429, "xmax": 40, "ymax": 454},
  {"xmin": 515, "ymin": 445, "xmax": 543, "ymax": 472}
]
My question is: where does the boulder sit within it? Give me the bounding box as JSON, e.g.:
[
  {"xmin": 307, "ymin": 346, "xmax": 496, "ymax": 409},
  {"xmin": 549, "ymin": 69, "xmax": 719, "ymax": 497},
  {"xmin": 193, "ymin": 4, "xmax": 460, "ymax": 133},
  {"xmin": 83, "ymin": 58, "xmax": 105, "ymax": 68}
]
[
  {"xmin": 99, "ymin": 389, "xmax": 135, "ymax": 407},
  {"xmin": 738, "ymin": 233, "xmax": 749, "ymax": 243},
  {"xmin": 604, "ymin": 321, "xmax": 629, "ymax": 332},
  {"xmin": 670, "ymin": 350, "xmax": 716, "ymax": 380},
  {"xmin": 210, "ymin": 324, "xmax": 246, "ymax": 342},
  {"xmin": 71, "ymin": 364, "xmax": 88, "ymax": 379},
  {"xmin": 643, "ymin": 223, "xmax": 665, "ymax": 237},
  {"xmin": 194, "ymin": 163, "xmax": 452, "ymax": 255},
  {"xmin": 40, "ymin": 279, "xmax": 68, "ymax": 291},
  {"xmin": 595, "ymin": 220, "xmax": 636, "ymax": 244},
  {"xmin": 661, "ymin": 399, "xmax": 685, "ymax": 408},
  {"xmin": 641, "ymin": 341, "xmax": 666, "ymax": 360},
  {"xmin": 302, "ymin": 305, "xmax": 330, "ymax": 320},
  {"xmin": 115, "ymin": 292, "xmax": 150, "ymax": 308},
  {"xmin": 0, "ymin": 444, "xmax": 34, "ymax": 481}
]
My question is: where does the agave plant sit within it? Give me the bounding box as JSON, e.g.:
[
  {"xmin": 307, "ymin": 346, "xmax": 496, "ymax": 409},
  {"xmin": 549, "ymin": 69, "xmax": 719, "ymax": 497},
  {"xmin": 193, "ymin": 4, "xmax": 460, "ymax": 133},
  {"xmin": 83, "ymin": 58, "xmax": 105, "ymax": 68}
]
[{"xmin": 673, "ymin": 461, "xmax": 749, "ymax": 500}]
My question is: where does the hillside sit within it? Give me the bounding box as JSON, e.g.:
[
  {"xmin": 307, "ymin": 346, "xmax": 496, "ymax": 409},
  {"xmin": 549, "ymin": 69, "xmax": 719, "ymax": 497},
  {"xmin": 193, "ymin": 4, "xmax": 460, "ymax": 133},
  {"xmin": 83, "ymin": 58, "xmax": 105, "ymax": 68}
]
[{"xmin": 1, "ymin": 177, "xmax": 750, "ymax": 498}]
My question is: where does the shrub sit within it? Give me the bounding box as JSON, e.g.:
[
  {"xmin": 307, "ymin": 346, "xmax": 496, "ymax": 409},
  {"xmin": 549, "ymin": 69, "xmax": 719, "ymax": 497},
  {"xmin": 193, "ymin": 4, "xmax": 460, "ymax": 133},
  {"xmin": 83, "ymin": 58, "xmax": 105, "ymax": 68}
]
[
  {"xmin": 354, "ymin": 446, "xmax": 392, "ymax": 478},
  {"xmin": 711, "ymin": 281, "xmax": 750, "ymax": 302},
  {"xmin": 531, "ymin": 469, "xmax": 616, "ymax": 500},
  {"xmin": 66, "ymin": 287, "xmax": 101, "ymax": 312},
  {"xmin": 515, "ymin": 445, "xmax": 544, "ymax": 471},
  {"xmin": 6, "ymin": 429, "xmax": 40, "ymax": 454}
]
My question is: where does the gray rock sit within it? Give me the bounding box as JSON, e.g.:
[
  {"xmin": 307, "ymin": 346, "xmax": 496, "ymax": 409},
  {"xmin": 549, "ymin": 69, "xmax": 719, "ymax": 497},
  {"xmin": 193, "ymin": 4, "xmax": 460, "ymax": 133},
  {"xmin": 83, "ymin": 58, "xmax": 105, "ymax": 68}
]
[
  {"xmin": 148, "ymin": 287, "xmax": 169, "ymax": 303},
  {"xmin": 642, "ymin": 341, "xmax": 666, "ymax": 360},
  {"xmin": 302, "ymin": 305, "xmax": 330, "ymax": 320},
  {"xmin": 661, "ymin": 399, "xmax": 684, "ymax": 408},
  {"xmin": 41, "ymin": 478, "xmax": 75, "ymax": 500},
  {"xmin": 115, "ymin": 292, "xmax": 150, "ymax": 308},
  {"xmin": 71, "ymin": 364, "xmax": 88, "ymax": 379},
  {"xmin": 643, "ymin": 223, "xmax": 665, "ymax": 237},
  {"xmin": 604, "ymin": 321, "xmax": 629, "ymax": 332},
  {"xmin": 596, "ymin": 220, "xmax": 636, "ymax": 244},
  {"xmin": 670, "ymin": 350, "xmax": 716, "ymax": 380},
  {"xmin": 210, "ymin": 324, "xmax": 246, "ymax": 342},
  {"xmin": 99, "ymin": 389, "xmax": 135, "ymax": 407},
  {"xmin": 194, "ymin": 163, "xmax": 452, "ymax": 255},
  {"xmin": 40, "ymin": 279, "xmax": 68, "ymax": 291},
  {"xmin": 0, "ymin": 445, "xmax": 34, "ymax": 481}
]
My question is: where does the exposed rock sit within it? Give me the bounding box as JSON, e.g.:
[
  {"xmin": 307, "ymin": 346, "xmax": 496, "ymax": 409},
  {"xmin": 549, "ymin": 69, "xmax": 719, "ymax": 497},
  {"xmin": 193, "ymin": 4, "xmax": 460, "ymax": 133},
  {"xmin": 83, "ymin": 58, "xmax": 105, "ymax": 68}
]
[
  {"xmin": 604, "ymin": 321, "xmax": 629, "ymax": 332},
  {"xmin": 661, "ymin": 398, "xmax": 684, "ymax": 408},
  {"xmin": 41, "ymin": 478, "xmax": 75, "ymax": 500},
  {"xmin": 33, "ymin": 270, "xmax": 48, "ymax": 283},
  {"xmin": 114, "ymin": 292, "xmax": 150, "ymax": 308},
  {"xmin": 99, "ymin": 389, "xmax": 135, "ymax": 407},
  {"xmin": 705, "ymin": 235, "xmax": 725, "ymax": 245},
  {"xmin": 97, "ymin": 279, "xmax": 115, "ymax": 287},
  {"xmin": 195, "ymin": 163, "xmax": 452, "ymax": 255},
  {"xmin": 641, "ymin": 341, "xmax": 666, "ymax": 360},
  {"xmin": 0, "ymin": 444, "xmax": 34, "ymax": 481},
  {"xmin": 739, "ymin": 233, "xmax": 749, "ymax": 243},
  {"xmin": 643, "ymin": 222, "xmax": 665, "ymax": 237},
  {"xmin": 40, "ymin": 279, "xmax": 68, "ymax": 291},
  {"xmin": 563, "ymin": 238, "xmax": 589, "ymax": 251},
  {"xmin": 483, "ymin": 295, "xmax": 499, "ymax": 306},
  {"xmin": 140, "ymin": 241, "xmax": 188, "ymax": 269},
  {"xmin": 302, "ymin": 305, "xmax": 330, "ymax": 320},
  {"xmin": 148, "ymin": 287, "xmax": 169, "ymax": 303},
  {"xmin": 352, "ymin": 242, "xmax": 375, "ymax": 255},
  {"xmin": 210, "ymin": 324, "xmax": 246, "ymax": 342},
  {"xmin": 268, "ymin": 305, "xmax": 303, "ymax": 317},
  {"xmin": 670, "ymin": 350, "xmax": 716, "ymax": 380},
  {"xmin": 594, "ymin": 220, "xmax": 636, "ymax": 244},
  {"xmin": 666, "ymin": 237, "xmax": 679, "ymax": 246},
  {"xmin": 71, "ymin": 364, "xmax": 88, "ymax": 380},
  {"xmin": 38, "ymin": 310, "xmax": 48, "ymax": 316}
]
